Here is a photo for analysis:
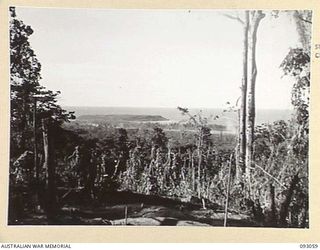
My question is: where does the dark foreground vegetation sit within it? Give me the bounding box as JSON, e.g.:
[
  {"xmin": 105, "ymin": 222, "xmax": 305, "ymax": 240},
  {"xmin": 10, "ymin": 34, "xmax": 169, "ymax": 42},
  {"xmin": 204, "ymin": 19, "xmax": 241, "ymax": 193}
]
[
  {"xmin": 8, "ymin": 8, "xmax": 310, "ymax": 227},
  {"xmin": 8, "ymin": 114, "xmax": 309, "ymax": 227}
]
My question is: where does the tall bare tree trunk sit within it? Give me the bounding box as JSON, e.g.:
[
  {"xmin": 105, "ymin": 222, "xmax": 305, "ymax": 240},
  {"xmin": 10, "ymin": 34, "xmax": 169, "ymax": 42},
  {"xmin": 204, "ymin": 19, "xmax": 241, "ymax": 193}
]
[
  {"xmin": 239, "ymin": 11, "xmax": 249, "ymax": 174},
  {"xmin": 245, "ymin": 11, "xmax": 265, "ymax": 198},
  {"xmin": 33, "ymin": 98, "xmax": 38, "ymax": 181},
  {"xmin": 42, "ymin": 118, "xmax": 57, "ymax": 222},
  {"xmin": 197, "ymin": 132, "xmax": 203, "ymax": 199}
]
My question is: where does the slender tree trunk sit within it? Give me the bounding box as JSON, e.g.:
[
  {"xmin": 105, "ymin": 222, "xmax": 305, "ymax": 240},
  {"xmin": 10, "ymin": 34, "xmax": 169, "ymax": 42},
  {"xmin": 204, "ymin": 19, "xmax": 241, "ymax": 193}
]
[
  {"xmin": 239, "ymin": 11, "xmax": 249, "ymax": 173},
  {"xmin": 269, "ymin": 184, "xmax": 277, "ymax": 227},
  {"xmin": 245, "ymin": 11, "xmax": 265, "ymax": 197},
  {"xmin": 42, "ymin": 119, "xmax": 57, "ymax": 222},
  {"xmin": 32, "ymin": 98, "xmax": 42, "ymax": 211},
  {"xmin": 20, "ymin": 98, "xmax": 28, "ymax": 154},
  {"xmin": 235, "ymin": 109, "xmax": 241, "ymax": 180},
  {"xmin": 224, "ymin": 154, "xmax": 233, "ymax": 227},
  {"xmin": 33, "ymin": 98, "xmax": 38, "ymax": 181},
  {"xmin": 197, "ymin": 133, "xmax": 203, "ymax": 199},
  {"xmin": 191, "ymin": 152, "xmax": 195, "ymax": 192},
  {"xmin": 42, "ymin": 119, "xmax": 49, "ymax": 184},
  {"xmin": 279, "ymin": 174, "xmax": 299, "ymax": 226}
]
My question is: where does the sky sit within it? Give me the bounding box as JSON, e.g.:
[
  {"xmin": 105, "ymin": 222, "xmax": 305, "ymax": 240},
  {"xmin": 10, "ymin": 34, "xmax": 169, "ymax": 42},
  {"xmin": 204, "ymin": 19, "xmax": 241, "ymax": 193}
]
[{"xmin": 15, "ymin": 8, "xmax": 301, "ymax": 109}]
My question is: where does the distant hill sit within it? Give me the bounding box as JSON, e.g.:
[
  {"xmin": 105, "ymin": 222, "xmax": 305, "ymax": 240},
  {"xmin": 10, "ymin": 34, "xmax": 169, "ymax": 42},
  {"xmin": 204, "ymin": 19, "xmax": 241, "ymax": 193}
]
[{"xmin": 77, "ymin": 114, "xmax": 169, "ymax": 122}]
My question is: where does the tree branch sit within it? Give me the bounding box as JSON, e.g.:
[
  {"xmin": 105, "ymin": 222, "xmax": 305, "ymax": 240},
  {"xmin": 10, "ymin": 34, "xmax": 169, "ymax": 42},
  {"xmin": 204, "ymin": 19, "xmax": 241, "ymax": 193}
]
[
  {"xmin": 296, "ymin": 15, "xmax": 312, "ymax": 24},
  {"xmin": 223, "ymin": 13, "xmax": 244, "ymax": 24},
  {"xmin": 251, "ymin": 162, "xmax": 285, "ymax": 188}
]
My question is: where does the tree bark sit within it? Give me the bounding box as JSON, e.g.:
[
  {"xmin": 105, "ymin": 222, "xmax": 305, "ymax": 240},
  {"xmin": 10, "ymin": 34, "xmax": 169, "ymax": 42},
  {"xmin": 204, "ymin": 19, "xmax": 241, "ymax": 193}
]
[
  {"xmin": 245, "ymin": 11, "xmax": 265, "ymax": 197},
  {"xmin": 239, "ymin": 11, "xmax": 249, "ymax": 173}
]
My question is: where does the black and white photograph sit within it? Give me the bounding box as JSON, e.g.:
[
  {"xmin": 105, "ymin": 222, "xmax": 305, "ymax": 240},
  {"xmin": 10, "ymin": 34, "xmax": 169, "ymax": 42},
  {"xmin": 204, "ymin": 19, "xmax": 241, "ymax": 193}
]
[{"xmin": 8, "ymin": 7, "xmax": 311, "ymax": 227}]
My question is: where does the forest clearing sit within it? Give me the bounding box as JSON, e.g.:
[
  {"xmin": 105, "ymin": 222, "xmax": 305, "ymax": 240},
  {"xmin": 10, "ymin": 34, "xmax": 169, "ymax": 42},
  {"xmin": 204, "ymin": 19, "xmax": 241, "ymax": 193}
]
[{"xmin": 8, "ymin": 8, "xmax": 311, "ymax": 228}]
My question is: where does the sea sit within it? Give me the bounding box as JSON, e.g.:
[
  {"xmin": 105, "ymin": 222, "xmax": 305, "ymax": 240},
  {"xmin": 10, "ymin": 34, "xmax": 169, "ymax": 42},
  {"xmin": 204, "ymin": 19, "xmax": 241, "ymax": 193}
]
[{"xmin": 64, "ymin": 106, "xmax": 294, "ymax": 132}]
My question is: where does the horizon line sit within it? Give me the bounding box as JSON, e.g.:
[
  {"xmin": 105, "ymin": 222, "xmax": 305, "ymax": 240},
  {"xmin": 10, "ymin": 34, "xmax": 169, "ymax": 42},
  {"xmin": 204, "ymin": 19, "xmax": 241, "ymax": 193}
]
[{"xmin": 62, "ymin": 105, "xmax": 294, "ymax": 111}]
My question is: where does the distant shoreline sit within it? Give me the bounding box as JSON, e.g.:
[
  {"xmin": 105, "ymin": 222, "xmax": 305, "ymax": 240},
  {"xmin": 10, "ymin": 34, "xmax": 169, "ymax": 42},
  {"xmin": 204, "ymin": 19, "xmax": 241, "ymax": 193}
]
[
  {"xmin": 63, "ymin": 105, "xmax": 293, "ymax": 111},
  {"xmin": 65, "ymin": 106, "xmax": 293, "ymax": 124},
  {"xmin": 77, "ymin": 114, "xmax": 169, "ymax": 122}
]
